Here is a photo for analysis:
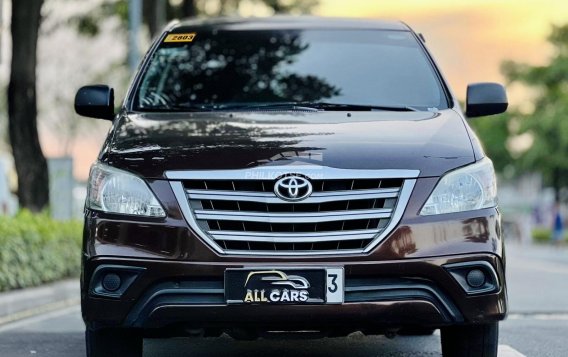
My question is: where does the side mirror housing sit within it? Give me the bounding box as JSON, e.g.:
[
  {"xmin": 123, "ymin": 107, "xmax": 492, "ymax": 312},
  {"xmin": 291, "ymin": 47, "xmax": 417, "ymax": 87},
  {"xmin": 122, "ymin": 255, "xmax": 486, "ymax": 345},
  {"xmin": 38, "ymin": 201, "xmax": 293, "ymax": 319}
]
[
  {"xmin": 465, "ymin": 83, "xmax": 508, "ymax": 118},
  {"xmin": 74, "ymin": 85, "xmax": 114, "ymax": 120}
]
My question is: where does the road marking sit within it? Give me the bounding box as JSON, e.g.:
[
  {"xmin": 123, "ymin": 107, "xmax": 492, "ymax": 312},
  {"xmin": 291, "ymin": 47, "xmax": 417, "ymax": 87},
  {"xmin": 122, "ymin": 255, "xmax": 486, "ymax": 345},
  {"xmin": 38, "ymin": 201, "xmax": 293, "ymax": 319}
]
[
  {"xmin": 509, "ymin": 313, "xmax": 568, "ymax": 320},
  {"xmin": 0, "ymin": 305, "xmax": 80, "ymax": 333},
  {"xmin": 499, "ymin": 345, "xmax": 527, "ymax": 357},
  {"xmin": 0, "ymin": 298, "xmax": 79, "ymax": 326}
]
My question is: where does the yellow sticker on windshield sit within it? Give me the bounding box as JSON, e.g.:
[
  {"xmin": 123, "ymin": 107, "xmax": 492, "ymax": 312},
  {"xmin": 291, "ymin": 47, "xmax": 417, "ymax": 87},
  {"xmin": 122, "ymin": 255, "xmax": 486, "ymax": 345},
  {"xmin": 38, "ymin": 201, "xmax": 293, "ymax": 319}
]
[{"xmin": 164, "ymin": 33, "xmax": 196, "ymax": 43}]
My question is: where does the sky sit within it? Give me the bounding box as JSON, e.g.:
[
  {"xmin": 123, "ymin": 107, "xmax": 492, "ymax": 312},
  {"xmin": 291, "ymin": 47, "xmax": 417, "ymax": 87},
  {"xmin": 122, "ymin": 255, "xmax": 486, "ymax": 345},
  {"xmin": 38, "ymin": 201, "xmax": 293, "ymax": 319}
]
[{"xmin": 4, "ymin": 0, "xmax": 567, "ymax": 182}]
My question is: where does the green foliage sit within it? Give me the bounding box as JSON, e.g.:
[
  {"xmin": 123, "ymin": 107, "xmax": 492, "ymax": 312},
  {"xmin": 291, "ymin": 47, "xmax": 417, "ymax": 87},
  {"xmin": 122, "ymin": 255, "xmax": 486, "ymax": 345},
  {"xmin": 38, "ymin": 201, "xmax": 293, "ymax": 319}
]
[
  {"xmin": 70, "ymin": 0, "xmax": 128, "ymax": 37},
  {"xmin": 469, "ymin": 112, "xmax": 514, "ymax": 174},
  {"xmin": 499, "ymin": 24, "xmax": 568, "ymax": 195},
  {"xmin": 0, "ymin": 211, "xmax": 82, "ymax": 292},
  {"xmin": 71, "ymin": 0, "xmax": 318, "ymax": 37},
  {"xmin": 532, "ymin": 227, "xmax": 568, "ymax": 243},
  {"xmin": 532, "ymin": 228, "xmax": 552, "ymax": 243},
  {"xmin": 258, "ymin": 0, "xmax": 318, "ymax": 14}
]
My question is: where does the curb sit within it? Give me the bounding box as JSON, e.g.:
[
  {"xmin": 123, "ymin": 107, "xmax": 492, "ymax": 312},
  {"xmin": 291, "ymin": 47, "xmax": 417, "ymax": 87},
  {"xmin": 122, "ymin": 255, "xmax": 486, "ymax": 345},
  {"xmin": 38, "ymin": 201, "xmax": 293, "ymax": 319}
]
[{"xmin": 0, "ymin": 279, "xmax": 80, "ymax": 326}]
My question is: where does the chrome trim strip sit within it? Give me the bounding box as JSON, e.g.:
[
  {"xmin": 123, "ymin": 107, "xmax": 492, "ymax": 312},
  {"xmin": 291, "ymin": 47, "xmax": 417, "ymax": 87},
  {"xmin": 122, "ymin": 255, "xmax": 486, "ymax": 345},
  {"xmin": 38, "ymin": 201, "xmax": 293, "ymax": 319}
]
[
  {"xmin": 170, "ymin": 181, "xmax": 225, "ymax": 255},
  {"xmin": 166, "ymin": 166, "xmax": 420, "ymax": 180},
  {"xmin": 194, "ymin": 208, "xmax": 392, "ymax": 223},
  {"xmin": 186, "ymin": 188, "xmax": 399, "ymax": 203},
  {"xmin": 211, "ymin": 229, "xmax": 379, "ymax": 238},
  {"xmin": 211, "ymin": 230, "xmax": 380, "ymax": 243},
  {"xmin": 223, "ymin": 249, "xmax": 365, "ymax": 256},
  {"xmin": 363, "ymin": 179, "xmax": 416, "ymax": 253}
]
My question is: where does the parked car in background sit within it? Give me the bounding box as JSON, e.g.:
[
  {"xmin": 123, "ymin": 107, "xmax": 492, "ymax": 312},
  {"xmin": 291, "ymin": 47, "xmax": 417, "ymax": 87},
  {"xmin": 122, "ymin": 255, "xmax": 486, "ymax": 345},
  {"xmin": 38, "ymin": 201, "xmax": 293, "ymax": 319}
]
[{"xmin": 76, "ymin": 16, "xmax": 508, "ymax": 357}]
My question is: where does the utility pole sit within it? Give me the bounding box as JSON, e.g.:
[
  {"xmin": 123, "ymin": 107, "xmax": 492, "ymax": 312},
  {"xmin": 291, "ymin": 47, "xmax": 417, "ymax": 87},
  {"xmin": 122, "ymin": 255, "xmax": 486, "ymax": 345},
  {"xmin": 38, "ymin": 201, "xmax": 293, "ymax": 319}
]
[{"xmin": 128, "ymin": 0, "xmax": 142, "ymax": 72}]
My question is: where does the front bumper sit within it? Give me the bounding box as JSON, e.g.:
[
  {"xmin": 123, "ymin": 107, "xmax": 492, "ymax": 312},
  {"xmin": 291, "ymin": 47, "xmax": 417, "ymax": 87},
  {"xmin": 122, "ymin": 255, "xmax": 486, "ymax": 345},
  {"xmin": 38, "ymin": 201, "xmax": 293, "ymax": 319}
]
[{"xmin": 82, "ymin": 253, "xmax": 507, "ymax": 333}]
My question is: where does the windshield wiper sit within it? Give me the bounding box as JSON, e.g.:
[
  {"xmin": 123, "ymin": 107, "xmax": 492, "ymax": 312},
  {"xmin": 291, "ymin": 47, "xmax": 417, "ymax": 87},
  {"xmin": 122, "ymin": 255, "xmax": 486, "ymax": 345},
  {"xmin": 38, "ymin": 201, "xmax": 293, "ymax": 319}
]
[
  {"xmin": 137, "ymin": 103, "xmax": 220, "ymax": 112},
  {"xmin": 302, "ymin": 102, "xmax": 420, "ymax": 112},
  {"xmin": 214, "ymin": 102, "xmax": 421, "ymax": 112},
  {"xmin": 215, "ymin": 102, "xmax": 321, "ymax": 112},
  {"xmin": 138, "ymin": 102, "xmax": 423, "ymax": 113}
]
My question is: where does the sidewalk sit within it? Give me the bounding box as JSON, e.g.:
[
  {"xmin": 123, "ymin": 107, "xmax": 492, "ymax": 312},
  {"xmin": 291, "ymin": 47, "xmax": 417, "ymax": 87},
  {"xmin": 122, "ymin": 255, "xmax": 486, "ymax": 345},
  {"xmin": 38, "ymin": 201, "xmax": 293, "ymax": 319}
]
[{"xmin": 0, "ymin": 279, "xmax": 79, "ymax": 325}]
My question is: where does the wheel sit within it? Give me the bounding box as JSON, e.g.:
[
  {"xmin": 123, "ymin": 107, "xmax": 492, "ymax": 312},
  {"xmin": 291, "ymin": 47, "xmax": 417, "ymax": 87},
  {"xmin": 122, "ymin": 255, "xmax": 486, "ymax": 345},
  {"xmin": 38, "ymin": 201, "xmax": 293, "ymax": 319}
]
[
  {"xmin": 398, "ymin": 327, "xmax": 436, "ymax": 336},
  {"xmin": 441, "ymin": 322, "xmax": 498, "ymax": 357},
  {"xmin": 86, "ymin": 328, "xmax": 143, "ymax": 357}
]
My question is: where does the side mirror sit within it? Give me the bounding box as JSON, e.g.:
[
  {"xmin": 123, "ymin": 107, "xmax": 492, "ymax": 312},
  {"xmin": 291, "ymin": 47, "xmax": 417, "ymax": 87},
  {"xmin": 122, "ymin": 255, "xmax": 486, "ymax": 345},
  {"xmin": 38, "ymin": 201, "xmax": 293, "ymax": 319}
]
[
  {"xmin": 74, "ymin": 85, "xmax": 114, "ymax": 120},
  {"xmin": 465, "ymin": 83, "xmax": 508, "ymax": 118}
]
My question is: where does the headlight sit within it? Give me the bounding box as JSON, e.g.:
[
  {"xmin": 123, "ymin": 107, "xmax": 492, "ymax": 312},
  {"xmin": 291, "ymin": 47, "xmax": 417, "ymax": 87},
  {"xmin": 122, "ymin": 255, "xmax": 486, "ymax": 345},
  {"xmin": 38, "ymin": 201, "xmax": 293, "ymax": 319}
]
[
  {"xmin": 420, "ymin": 158, "xmax": 497, "ymax": 215},
  {"xmin": 87, "ymin": 162, "xmax": 166, "ymax": 217}
]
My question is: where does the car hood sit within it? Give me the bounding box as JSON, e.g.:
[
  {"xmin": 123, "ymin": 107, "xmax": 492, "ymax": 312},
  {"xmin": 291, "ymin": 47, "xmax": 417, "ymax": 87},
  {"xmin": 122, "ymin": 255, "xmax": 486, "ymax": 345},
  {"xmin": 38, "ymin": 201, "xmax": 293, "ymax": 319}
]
[{"xmin": 103, "ymin": 110, "xmax": 476, "ymax": 178}]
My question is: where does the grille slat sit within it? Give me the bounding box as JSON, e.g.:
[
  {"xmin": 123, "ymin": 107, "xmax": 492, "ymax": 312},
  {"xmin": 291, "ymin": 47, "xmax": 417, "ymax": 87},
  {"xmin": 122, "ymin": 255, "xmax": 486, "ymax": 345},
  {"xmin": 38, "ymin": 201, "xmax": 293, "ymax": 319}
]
[
  {"xmin": 194, "ymin": 208, "xmax": 392, "ymax": 223},
  {"xmin": 186, "ymin": 187, "xmax": 399, "ymax": 203},
  {"xmin": 186, "ymin": 179, "xmax": 401, "ymax": 252},
  {"xmin": 210, "ymin": 229, "xmax": 382, "ymax": 243},
  {"xmin": 167, "ymin": 167, "xmax": 418, "ymax": 255}
]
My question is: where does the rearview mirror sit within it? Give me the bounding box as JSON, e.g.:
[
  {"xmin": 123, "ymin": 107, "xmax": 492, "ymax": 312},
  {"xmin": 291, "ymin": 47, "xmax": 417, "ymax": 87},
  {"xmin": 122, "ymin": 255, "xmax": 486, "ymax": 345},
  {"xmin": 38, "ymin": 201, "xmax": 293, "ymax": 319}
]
[
  {"xmin": 465, "ymin": 83, "xmax": 508, "ymax": 118},
  {"xmin": 74, "ymin": 85, "xmax": 114, "ymax": 120}
]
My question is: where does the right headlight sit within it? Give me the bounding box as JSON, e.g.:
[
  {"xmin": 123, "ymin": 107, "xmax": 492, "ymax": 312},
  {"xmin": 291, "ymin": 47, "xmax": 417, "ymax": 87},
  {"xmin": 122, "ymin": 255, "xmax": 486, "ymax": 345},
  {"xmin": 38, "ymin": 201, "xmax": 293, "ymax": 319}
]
[
  {"xmin": 420, "ymin": 158, "xmax": 497, "ymax": 215},
  {"xmin": 87, "ymin": 162, "xmax": 166, "ymax": 217}
]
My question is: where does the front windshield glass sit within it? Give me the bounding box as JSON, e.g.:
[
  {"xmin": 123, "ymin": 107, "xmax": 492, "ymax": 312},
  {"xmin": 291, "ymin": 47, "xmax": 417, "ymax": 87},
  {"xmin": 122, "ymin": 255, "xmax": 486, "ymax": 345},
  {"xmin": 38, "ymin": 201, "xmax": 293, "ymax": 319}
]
[{"xmin": 134, "ymin": 29, "xmax": 448, "ymax": 111}]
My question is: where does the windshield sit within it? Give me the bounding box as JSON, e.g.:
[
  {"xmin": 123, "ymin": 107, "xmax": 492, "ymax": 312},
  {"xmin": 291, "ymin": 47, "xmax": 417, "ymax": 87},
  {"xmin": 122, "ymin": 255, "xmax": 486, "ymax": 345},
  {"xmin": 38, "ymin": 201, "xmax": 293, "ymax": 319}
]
[{"xmin": 133, "ymin": 29, "xmax": 449, "ymax": 112}]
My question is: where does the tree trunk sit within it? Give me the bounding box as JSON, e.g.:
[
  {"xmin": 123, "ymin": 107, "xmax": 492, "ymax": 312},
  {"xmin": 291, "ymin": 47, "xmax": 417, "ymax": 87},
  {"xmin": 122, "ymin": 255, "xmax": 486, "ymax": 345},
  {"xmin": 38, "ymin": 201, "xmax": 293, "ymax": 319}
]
[
  {"xmin": 8, "ymin": 0, "xmax": 48, "ymax": 212},
  {"xmin": 143, "ymin": 0, "xmax": 166, "ymax": 38},
  {"xmin": 181, "ymin": 0, "xmax": 197, "ymax": 17},
  {"xmin": 264, "ymin": 0, "xmax": 283, "ymax": 13}
]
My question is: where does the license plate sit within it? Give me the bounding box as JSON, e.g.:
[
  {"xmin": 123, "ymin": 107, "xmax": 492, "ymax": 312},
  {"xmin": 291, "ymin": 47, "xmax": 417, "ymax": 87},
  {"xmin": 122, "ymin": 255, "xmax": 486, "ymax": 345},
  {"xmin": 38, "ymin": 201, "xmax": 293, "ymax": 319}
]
[{"xmin": 225, "ymin": 267, "xmax": 344, "ymax": 305}]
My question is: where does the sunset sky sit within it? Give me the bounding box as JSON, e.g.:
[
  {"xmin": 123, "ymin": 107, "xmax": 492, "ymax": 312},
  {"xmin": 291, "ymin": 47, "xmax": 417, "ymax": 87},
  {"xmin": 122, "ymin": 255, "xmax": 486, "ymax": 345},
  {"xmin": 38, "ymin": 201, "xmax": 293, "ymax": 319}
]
[{"xmin": 35, "ymin": 1, "xmax": 568, "ymax": 180}]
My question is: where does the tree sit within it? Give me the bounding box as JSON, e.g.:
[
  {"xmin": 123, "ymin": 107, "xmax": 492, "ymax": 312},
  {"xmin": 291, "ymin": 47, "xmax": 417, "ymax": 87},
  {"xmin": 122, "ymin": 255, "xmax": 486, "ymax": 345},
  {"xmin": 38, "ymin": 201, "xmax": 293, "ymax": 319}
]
[
  {"xmin": 144, "ymin": 0, "xmax": 196, "ymax": 37},
  {"xmin": 8, "ymin": 0, "xmax": 48, "ymax": 212},
  {"xmin": 76, "ymin": 0, "xmax": 318, "ymax": 38},
  {"xmin": 498, "ymin": 24, "xmax": 568, "ymax": 201},
  {"xmin": 468, "ymin": 112, "xmax": 514, "ymax": 175}
]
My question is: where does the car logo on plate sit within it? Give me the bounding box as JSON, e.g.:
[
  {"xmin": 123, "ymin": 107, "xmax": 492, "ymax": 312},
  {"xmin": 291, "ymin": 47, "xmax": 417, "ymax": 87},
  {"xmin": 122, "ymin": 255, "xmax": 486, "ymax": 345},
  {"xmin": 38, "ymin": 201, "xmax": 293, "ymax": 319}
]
[
  {"xmin": 243, "ymin": 270, "xmax": 311, "ymax": 303},
  {"xmin": 274, "ymin": 175, "xmax": 312, "ymax": 202}
]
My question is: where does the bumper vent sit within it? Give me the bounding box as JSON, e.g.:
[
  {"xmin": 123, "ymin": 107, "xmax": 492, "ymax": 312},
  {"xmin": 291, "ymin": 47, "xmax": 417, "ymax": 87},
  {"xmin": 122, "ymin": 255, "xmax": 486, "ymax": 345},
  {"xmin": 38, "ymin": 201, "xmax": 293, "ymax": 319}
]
[{"xmin": 167, "ymin": 167, "xmax": 418, "ymax": 255}]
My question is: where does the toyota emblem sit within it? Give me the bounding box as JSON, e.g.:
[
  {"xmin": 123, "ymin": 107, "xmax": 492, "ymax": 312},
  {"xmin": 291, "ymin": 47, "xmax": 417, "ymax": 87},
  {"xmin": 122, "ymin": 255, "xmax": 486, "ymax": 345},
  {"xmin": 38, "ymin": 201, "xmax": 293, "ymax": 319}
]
[{"xmin": 274, "ymin": 175, "xmax": 313, "ymax": 202}]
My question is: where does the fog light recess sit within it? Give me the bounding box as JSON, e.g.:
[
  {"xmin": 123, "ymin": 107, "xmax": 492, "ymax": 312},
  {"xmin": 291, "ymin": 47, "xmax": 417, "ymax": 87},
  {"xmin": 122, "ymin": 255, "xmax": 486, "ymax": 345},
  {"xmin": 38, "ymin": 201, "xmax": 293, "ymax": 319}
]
[
  {"xmin": 90, "ymin": 265, "xmax": 145, "ymax": 298},
  {"xmin": 466, "ymin": 269, "xmax": 486, "ymax": 288},
  {"xmin": 444, "ymin": 261, "xmax": 499, "ymax": 295},
  {"xmin": 102, "ymin": 273, "xmax": 122, "ymax": 292}
]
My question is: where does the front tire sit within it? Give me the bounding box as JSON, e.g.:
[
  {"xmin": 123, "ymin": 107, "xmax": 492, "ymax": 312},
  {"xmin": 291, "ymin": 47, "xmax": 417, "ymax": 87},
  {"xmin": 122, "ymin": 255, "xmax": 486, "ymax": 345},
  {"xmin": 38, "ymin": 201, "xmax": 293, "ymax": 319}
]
[
  {"xmin": 441, "ymin": 322, "xmax": 498, "ymax": 357},
  {"xmin": 86, "ymin": 328, "xmax": 143, "ymax": 357}
]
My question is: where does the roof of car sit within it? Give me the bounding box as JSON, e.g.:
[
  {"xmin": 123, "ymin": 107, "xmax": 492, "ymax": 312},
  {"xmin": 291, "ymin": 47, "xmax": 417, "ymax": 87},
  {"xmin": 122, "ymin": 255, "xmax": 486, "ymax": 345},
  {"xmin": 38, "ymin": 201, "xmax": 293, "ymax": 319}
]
[{"xmin": 170, "ymin": 16, "xmax": 410, "ymax": 33}]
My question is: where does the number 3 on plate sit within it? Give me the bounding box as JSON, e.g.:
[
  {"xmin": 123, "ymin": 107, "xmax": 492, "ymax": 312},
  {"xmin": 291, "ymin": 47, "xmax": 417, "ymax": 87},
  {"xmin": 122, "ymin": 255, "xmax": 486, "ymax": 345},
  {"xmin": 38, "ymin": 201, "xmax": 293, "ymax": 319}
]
[{"xmin": 326, "ymin": 268, "xmax": 344, "ymax": 304}]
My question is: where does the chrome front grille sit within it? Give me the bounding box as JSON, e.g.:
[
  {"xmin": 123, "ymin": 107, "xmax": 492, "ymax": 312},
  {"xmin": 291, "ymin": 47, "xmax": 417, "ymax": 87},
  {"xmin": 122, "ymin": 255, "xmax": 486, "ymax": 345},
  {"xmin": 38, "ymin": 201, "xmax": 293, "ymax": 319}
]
[{"xmin": 167, "ymin": 167, "xmax": 418, "ymax": 255}]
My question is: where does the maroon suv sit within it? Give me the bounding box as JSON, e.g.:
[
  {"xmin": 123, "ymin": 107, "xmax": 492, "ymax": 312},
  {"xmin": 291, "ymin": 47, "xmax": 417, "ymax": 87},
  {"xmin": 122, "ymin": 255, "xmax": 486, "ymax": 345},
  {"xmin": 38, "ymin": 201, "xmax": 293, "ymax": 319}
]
[{"xmin": 76, "ymin": 16, "xmax": 508, "ymax": 357}]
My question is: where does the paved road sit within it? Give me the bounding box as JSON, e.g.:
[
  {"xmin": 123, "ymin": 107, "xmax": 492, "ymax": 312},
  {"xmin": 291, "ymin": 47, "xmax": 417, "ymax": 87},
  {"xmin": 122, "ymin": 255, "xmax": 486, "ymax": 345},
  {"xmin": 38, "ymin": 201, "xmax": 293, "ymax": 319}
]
[{"xmin": 1, "ymin": 243, "xmax": 567, "ymax": 357}]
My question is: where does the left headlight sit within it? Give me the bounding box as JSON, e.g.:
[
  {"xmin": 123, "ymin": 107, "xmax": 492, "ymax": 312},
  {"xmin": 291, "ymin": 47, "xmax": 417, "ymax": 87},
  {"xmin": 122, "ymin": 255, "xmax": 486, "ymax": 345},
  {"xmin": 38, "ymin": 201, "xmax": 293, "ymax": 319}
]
[
  {"xmin": 87, "ymin": 162, "xmax": 166, "ymax": 217},
  {"xmin": 420, "ymin": 158, "xmax": 497, "ymax": 216}
]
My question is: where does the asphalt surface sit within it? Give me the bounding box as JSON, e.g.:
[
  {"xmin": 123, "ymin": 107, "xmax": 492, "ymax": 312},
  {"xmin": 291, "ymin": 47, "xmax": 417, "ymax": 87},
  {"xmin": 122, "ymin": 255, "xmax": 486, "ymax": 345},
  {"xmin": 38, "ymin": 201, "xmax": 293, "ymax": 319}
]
[{"xmin": 1, "ymin": 243, "xmax": 567, "ymax": 357}]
